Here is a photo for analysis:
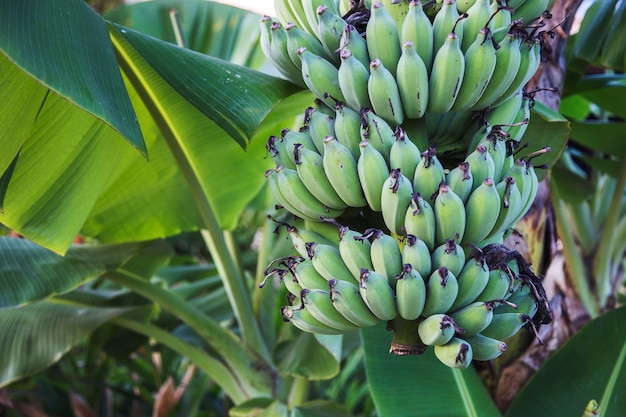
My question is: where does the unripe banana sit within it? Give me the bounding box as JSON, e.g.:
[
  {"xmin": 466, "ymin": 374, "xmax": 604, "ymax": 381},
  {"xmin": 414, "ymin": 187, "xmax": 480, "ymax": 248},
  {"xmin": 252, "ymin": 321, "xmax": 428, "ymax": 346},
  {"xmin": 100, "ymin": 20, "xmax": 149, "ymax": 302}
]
[
  {"xmin": 450, "ymin": 300, "xmax": 496, "ymax": 336},
  {"xmin": 306, "ymin": 241, "xmax": 358, "ymax": 283},
  {"xmin": 402, "ymin": 234, "xmax": 433, "ymax": 279},
  {"xmin": 422, "ymin": 267, "xmax": 460, "ymax": 316},
  {"xmin": 338, "ymin": 49, "xmax": 372, "ymax": 112},
  {"xmin": 489, "ymin": 0, "xmax": 511, "ymax": 44},
  {"xmin": 404, "ymin": 193, "xmax": 437, "ymax": 251},
  {"xmin": 503, "ymin": 158, "xmax": 530, "ymax": 217},
  {"xmin": 464, "ymin": 333, "xmax": 507, "ymax": 360},
  {"xmin": 281, "ymin": 305, "xmax": 346, "ymax": 335},
  {"xmin": 492, "ymin": 175, "xmax": 523, "ymax": 234},
  {"xmin": 427, "ymin": 23, "xmax": 466, "ymax": 114},
  {"xmin": 380, "ymin": 0, "xmax": 410, "ymax": 28},
  {"xmin": 298, "ymin": 47, "xmax": 345, "ymax": 108},
  {"xmin": 472, "ymin": 32, "xmax": 522, "ymax": 110},
  {"xmin": 360, "ymin": 108, "xmax": 396, "ymax": 162},
  {"xmin": 357, "ymin": 139, "xmax": 390, "ymax": 213},
  {"xmin": 478, "ymin": 132, "xmax": 507, "ymax": 183},
  {"xmin": 389, "ymin": 126, "xmax": 422, "ymax": 181},
  {"xmin": 328, "ymin": 278, "xmax": 381, "ymax": 327},
  {"xmin": 462, "ymin": 177, "xmax": 501, "ymax": 245},
  {"xmin": 485, "ymin": 89, "xmax": 523, "ymax": 128},
  {"xmin": 433, "ymin": 0, "xmax": 463, "ymax": 55},
  {"xmin": 512, "ymin": 0, "xmax": 549, "ymax": 23},
  {"xmin": 475, "ymin": 267, "xmax": 513, "ymax": 302},
  {"xmin": 365, "ymin": 228, "xmax": 404, "ymax": 287},
  {"xmin": 313, "ymin": 97, "xmax": 335, "ymax": 117},
  {"xmin": 481, "ymin": 311, "xmax": 531, "ymax": 340},
  {"xmin": 417, "ymin": 313, "xmax": 458, "ymax": 346},
  {"xmin": 413, "ymin": 148, "xmax": 446, "ymax": 203},
  {"xmin": 282, "ymin": 128, "xmax": 319, "ymax": 165},
  {"xmin": 295, "ymin": 145, "xmax": 349, "ymax": 210},
  {"xmin": 305, "ymin": 107, "xmax": 335, "ymax": 154},
  {"xmin": 456, "ymin": 0, "xmax": 477, "ymax": 13},
  {"xmin": 276, "ymin": 165, "xmax": 345, "ymax": 220},
  {"xmin": 368, "ymin": 61, "xmax": 404, "ymax": 127},
  {"xmin": 285, "ymin": 22, "xmax": 333, "ymax": 69},
  {"xmin": 381, "ymin": 168, "xmax": 414, "ymax": 236},
  {"xmin": 276, "ymin": 0, "xmax": 309, "ymax": 31},
  {"xmin": 446, "ymin": 161, "xmax": 473, "ymax": 203},
  {"xmin": 276, "ymin": 263, "xmax": 303, "ymax": 296},
  {"xmin": 279, "ymin": 221, "xmax": 333, "ymax": 257},
  {"xmin": 460, "ymin": 0, "xmax": 493, "ymax": 52},
  {"xmin": 292, "ymin": 258, "xmax": 332, "ymax": 290},
  {"xmin": 266, "ymin": 135, "xmax": 295, "ymax": 170},
  {"xmin": 334, "ymin": 103, "xmax": 364, "ymax": 157},
  {"xmin": 432, "ymin": 239, "xmax": 466, "ymax": 277},
  {"xmin": 517, "ymin": 160, "xmax": 539, "ymax": 221},
  {"xmin": 451, "ymin": 26, "xmax": 497, "ymax": 111},
  {"xmin": 303, "ymin": 0, "xmax": 340, "ymax": 40},
  {"xmin": 400, "ymin": 2, "xmax": 434, "ymax": 73},
  {"xmin": 434, "ymin": 181, "xmax": 467, "ymax": 246},
  {"xmin": 492, "ymin": 38, "xmax": 540, "ymax": 106},
  {"xmin": 336, "ymin": 224, "xmax": 375, "ymax": 279},
  {"xmin": 366, "ymin": 2, "xmax": 402, "ymax": 77},
  {"xmin": 434, "ymin": 337, "xmax": 473, "ymax": 368},
  {"xmin": 267, "ymin": 169, "xmax": 319, "ymax": 221},
  {"xmin": 395, "ymin": 263, "xmax": 427, "ymax": 320},
  {"xmin": 316, "ymin": 5, "xmax": 347, "ymax": 62},
  {"xmin": 396, "ymin": 41, "xmax": 429, "ymax": 119},
  {"xmin": 449, "ymin": 249, "xmax": 490, "ymax": 310},
  {"xmin": 338, "ymin": 24, "xmax": 370, "ymax": 69},
  {"xmin": 301, "ymin": 288, "xmax": 361, "ymax": 331},
  {"xmin": 465, "ymin": 144, "xmax": 496, "ymax": 191},
  {"xmin": 322, "ymin": 136, "xmax": 368, "ymax": 207},
  {"xmin": 505, "ymin": 95, "xmax": 531, "ymax": 142},
  {"xmin": 359, "ymin": 268, "xmax": 398, "ymax": 320},
  {"xmin": 270, "ymin": 22, "xmax": 307, "ymax": 86},
  {"xmin": 495, "ymin": 283, "xmax": 538, "ymax": 317}
]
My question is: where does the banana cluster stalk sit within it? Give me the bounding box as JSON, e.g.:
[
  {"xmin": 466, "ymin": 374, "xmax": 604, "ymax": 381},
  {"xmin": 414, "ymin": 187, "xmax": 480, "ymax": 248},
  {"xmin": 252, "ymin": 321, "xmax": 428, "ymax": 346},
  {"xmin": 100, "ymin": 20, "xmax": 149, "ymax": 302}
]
[{"xmin": 262, "ymin": 0, "xmax": 554, "ymax": 369}]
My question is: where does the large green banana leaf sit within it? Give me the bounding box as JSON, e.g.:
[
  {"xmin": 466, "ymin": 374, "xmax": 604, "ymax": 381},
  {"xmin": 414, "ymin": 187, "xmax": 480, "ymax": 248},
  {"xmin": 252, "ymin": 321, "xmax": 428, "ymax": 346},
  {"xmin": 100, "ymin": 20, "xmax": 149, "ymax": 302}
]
[{"xmin": 0, "ymin": 0, "xmax": 303, "ymax": 254}]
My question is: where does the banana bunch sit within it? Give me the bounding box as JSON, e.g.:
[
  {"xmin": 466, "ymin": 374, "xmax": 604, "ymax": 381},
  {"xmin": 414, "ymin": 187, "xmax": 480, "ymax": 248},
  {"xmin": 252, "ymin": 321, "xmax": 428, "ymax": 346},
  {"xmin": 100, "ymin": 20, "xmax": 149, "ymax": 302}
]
[
  {"xmin": 267, "ymin": 220, "xmax": 551, "ymax": 368},
  {"xmin": 263, "ymin": 0, "xmax": 549, "ymax": 123}
]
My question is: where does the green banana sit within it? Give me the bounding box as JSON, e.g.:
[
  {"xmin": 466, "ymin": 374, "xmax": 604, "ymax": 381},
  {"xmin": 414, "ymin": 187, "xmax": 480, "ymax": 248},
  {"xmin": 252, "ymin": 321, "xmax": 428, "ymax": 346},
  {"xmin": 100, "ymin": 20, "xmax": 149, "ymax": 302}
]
[
  {"xmin": 495, "ymin": 284, "xmax": 538, "ymax": 317},
  {"xmin": 359, "ymin": 268, "xmax": 399, "ymax": 320},
  {"xmin": 292, "ymin": 258, "xmax": 332, "ymax": 290},
  {"xmin": 489, "ymin": 0, "xmax": 511, "ymax": 43},
  {"xmin": 451, "ymin": 27, "xmax": 497, "ymax": 111},
  {"xmin": 433, "ymin": 0, "xmax": 463, "ymax": 55},
  {"xmin": 358, "ymin": 139, "xmax": 390, "ymax": 212},
  {"xmin": 505, "ymin": 95, "xmax": 531, "ymax": 142},
  {"xmin": 302, "ymin": 0, "xmax": 340, "ymax": 40},
  {"xmin": 360, "ymin": 108, "xmax": 396, "ymax": 162},
  {"xmin": 306, "ymin": 241, "xmax": 358, "ymax": 283},
  {"xmin": 338, "ymin": 24, "xmax": 371, "ymax": 69},
  {"xmin": 431, "ymin": 239, "xmax": 466, "ymax": 277},
  {"xmin": 323, "ymin": 136, "xmax": 368, "ymax": 207},
  {"xmin": 503, "ymin": 158, "xmax": 531, "ymax": 218},
  {"xmin": 389, "ymin": 126, "xmax": 422, "ymax": 181},
  {"xmin": 417, "ymin": 313, "xmax": 458, "ymax": 346},
  {"xmin": 338, "ymin": 48, "xmax": 372, "ymax": 112},
  {"xmin": 368, "ymin": 58, "xmax": 405, "ymax": 125},
  {"xmin": 465, "ymin": 144, "xmax": 496, "ymax": 190},
  {"xmin": 402, "ymin": 234, "xmax": 433, "ymax": 279},
  {"xmin": 492, "ymin": 38, "xmax": 540, "ymax": 106},
  {"xmin": 434, "ymin": 181, "xmax": 467, "ymax": 246},
  {"xmin": 427, "ymin": 17, "xmax": 466, "ymax": 114},
  {"xmin": 260, "ymin": 16, "xmax": 276, "ymax": 66},
  {"xmin": 275, "ymin": 0, "xmax": 309, "ymax": 31},
  {"xmin": 413, "ymin": 148, "xmax": 446, "ymax": 203},
  {"xmin": 404, "ymin": 192, "xmax": 437, "ymax": 251},
  {"xmin": 336, "ymin": 224, "xmax": 375, "ymax": 279},
  {"xmin": 516, "ymin": 160, "xmax": 539, "ymax": 221},
  {"xmin": 481, "ymin": 311, "xmax": 531, "ymax": 340},
  {"xmin": 422, "ymin": 266, "xmax": 460, "ymax": 316},
  {"xmin": 512, "ymin": 0, "xmax": 549, "ymax": 24},
  {"xmin": 317, "ymin": 4, "xmax": 347, "ymax": 62},
  {"xmin": 396, "ymin": 41, "xmax": 430, "ymax": 119},
  {"xmin": 306, "ymin": 107, "xmax": 335, "ymax": 154},
  {"xmin": 492, "ymin": 175, "xmax": 523, "ymax": 234},
  {"xmin": 456, "ymin": 0, "xmax": 478, "ymax": 13},
  {"xmin": 449, "ymin": 249, "xmax": 490, "ymax": 311},
  {"xmin": 446, "ymin": 161, "xmax": 473, "ymax": 203},
  {"xmin": 484, "ymin": 89, "xmax": 523, "ymax": 128},
  {"xmin": 270, "ymin": 22, "xmax": 307, "ymax": 86},
  {"xmin": 401, "ymin": 1, "xmax": 434, "ymax": 72},
  {"xmin": 298, "ymin": 47, "xmax": 345, "ymax": 108},
  {"xmin": 472, "ymin": 32, "xmax": 522, "ymax": 110},
  {"xmin": 334, "ymin": 103, "xmax": 364, "ymax": 157},
  {"xmin": 281, "ymin": 305, "xmax": 346, "ymax": 335},
  {"xmin": 380, "ymin": 0, "xmax": 410, "ymax": 28},
  {"xmin": 301, "ymin": 288, "xmax": 361, "ymax": 331},
  {"xmin": 462, "ymin": 177, "xmax": 502, "ymax": 245},
  {"xmin": 266, "ymin": 135, "xmax": 295, "ymax": 170},
  {"xmin": 329, "ymin": 278, "xmax": 381, "ymax": 327},
  {"xmin": 283, "ymin": 128, "xmax": 318, "ymax": 166},
  {"xmin": 276, "ymin": 165, "xmax": 345, "ymax": 220},
  {"xmin": 450, "ymin": 300, "xmax": 496, "ymax": 336},
  {"xmin": 434, "ymin": 337, "xmax": 473, "ymax": 368},
  {"xmin": 478, "ymin": 132, "xmax": 507, "ymax": 183},
  {"xmin": 365, "ymin": 228, "xmax": 404, "ymax": 286},
  {"xmin": 267, "ymin": 168, "xmax": 319, "ymax": 221},
  {"xmin": 395, "ymin": 263, "xmax": 427, "ymax": 320},
  {"xmin": 294, "ymin": 144, "xmax": 348, "ymax": 210},
  {"xmin": 366, "ymin": 1, "xmax": 403, "ymax": 77},
  {"xmin": 381, "ymin": 168, "xmax": 415, "ymax": 236},
  {"xmin": 460, "ymin": 0, "xmax": 493, "ymax": 52},
  {"xmin": 464, "ymin": 333, "xmax": 507, "ymax": 360},
  {"xmin": 279, "ymin": 221, "xmax": 333, "ymax": 257},
  {"xmin": 285, "ymin": 22, "xmax": 333, "ymax": 69}
]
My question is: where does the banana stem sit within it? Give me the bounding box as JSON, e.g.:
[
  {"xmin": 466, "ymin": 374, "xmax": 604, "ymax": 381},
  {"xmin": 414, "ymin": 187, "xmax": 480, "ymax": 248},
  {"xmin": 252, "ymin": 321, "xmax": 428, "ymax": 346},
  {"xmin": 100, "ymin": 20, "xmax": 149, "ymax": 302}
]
[
  {"xmin": 592, "ymin": 151, "xmax": 626, "ymax": 308},
  {"xmin": 169, "ymin": 9, "xmax": 188, "ymax": 49},
  {"xmin": 551, "ymin": 183, "xmax": 600, "ymax": 317},
  {"xmin": 287, "ymin": 377, "xmax": 309, "ymax": 409}
]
